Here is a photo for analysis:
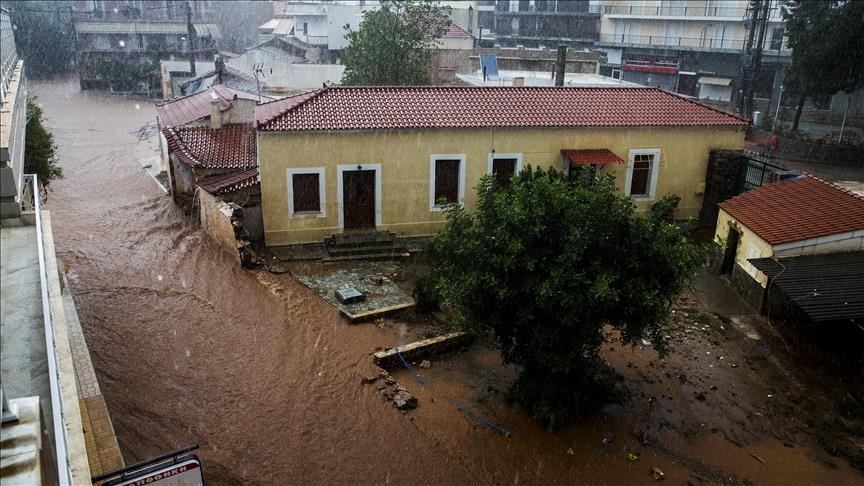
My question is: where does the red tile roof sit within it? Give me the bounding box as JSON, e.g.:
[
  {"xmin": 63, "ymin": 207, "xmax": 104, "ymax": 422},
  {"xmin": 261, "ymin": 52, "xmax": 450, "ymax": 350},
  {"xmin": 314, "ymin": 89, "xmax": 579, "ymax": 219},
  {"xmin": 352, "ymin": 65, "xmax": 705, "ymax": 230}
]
[
  {"xmin": 254, "ymin": 88, "xmax": 325, "ymax": 125},
  {"xmin": 257, "ymin": 86, "xmax": 748, "ymax": 132},
  {"xmin": 562, "ymin": 149, "xmax": 624, "ymax": 165},
  {"xmin": 198, "ymin": 168, "xmax": 259, "ymax": 195},
  {"xmin": 444, "ymin": 21, "xmax": 472, "ymax": 38},
  {"xmin": 157, "ymin": 85, "xmax": 260, "ymax": 128},
  {"xmin": 719, "ymin": 176, "xmax": 864, "ymax": 245},
  {"xmin": 162, "ymin": 125, "xmax": 256, "ymax": 170}
]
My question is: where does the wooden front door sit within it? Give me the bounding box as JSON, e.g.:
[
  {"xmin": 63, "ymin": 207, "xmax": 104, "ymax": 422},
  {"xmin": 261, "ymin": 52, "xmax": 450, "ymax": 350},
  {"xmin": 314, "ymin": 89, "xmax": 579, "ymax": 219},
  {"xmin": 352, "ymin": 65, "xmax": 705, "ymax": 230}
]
[
  {"xmin": 343, "ymin": 170, "xmax": 376, "ymax": 230},
  {"xmin": 720, "ymin": 226, "xmax": 740, "ymax": 275}
]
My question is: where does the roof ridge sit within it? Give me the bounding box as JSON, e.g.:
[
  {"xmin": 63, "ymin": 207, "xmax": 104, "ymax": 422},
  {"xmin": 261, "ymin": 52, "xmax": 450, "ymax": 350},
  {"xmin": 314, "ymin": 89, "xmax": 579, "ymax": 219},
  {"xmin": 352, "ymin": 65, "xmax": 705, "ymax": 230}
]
[
  {"xmin": 810, "ymin": 174, "xmax": 864, "ymax": 201},
  {"xmin": 257, "ymin": 87, "xmax": 328, "ymax": 126},
  {"xmin": 658, "ymin": 87, "xmax": 750, "ymax": 124}
]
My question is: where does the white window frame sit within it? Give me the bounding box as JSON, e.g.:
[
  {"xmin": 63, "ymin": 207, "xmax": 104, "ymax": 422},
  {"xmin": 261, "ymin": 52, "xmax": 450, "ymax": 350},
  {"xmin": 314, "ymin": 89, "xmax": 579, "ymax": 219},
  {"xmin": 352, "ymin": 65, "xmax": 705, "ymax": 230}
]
[
  {"xmin": 625, "ymin": 148, "xmax": 661, "ymax": 200},
  {"xmin": 286, "ymin": 167, "xmax": 326, "ymax": 219},
  {"xmin": 336, "ymin": 163, "xmax": 382, "ymax": 230},
  {"xmin": 429, "ymin": 154, "xmax": 466, "ymax": 211},
  {"xmin": 487, "ymin": 152, "xmax": 523, "ymax": 179}
]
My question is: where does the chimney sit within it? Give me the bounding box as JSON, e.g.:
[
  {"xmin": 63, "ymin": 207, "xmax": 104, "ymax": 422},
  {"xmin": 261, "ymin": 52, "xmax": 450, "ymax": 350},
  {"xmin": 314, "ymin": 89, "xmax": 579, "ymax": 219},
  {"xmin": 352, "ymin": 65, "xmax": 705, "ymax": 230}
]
[
  {"xmin": 210, "ymin": 99, "xmax": 222, "ymax": 129},
  {"xmin": 555, "ymin": 45, "xmax": 567, "ymax": 87}
]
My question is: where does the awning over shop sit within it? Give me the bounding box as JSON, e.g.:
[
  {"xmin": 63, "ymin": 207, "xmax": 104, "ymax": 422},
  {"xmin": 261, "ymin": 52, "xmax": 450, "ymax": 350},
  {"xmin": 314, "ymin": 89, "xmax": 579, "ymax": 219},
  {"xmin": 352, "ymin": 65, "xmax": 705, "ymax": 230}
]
[
  {"xmin": 562, "ymin": 149, "xmax": 624, "ymax": 165},
  {"xmin": 698, "ymin": 76, "xmax": 732, "ymax": 86},
  {"xmin": 273, "ymin": 19, "xmax": 295, "ymax": 36}
]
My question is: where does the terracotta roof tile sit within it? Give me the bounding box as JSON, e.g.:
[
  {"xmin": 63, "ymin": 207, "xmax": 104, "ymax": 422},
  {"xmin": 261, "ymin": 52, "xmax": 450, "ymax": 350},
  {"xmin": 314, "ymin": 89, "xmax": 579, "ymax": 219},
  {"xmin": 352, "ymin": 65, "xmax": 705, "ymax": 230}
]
[
  {"xmin": 257, "ymin": 86, "xmax": 749, "ymax": 132},
  {"xmin": 198, "ymin": 168, "xmax": 259, "ymax": 195},
  {"xmin": 718, "ymin": 176, "xmax": 864, "ymax": 245},
  {"xmin": 162, "ymin": 125, "xmax": 256, "ymax": 170},
  {"xmin": 254, "ymin": 88, "xmax": 325, "ymax": 126},
  {"xmin": 444, "ymin": 21, "xmax": 472, "ymax": 38},
  {"xmin": 157, "ymin": 85, "xmax": 259, "ymax": 127}
]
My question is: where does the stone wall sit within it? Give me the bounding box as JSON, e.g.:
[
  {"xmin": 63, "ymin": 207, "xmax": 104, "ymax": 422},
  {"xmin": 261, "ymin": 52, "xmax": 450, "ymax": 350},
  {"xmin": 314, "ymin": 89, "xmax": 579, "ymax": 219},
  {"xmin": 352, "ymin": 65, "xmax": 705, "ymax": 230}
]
[
  {"xmin": 700, "ymin": 150, "xmax": 746, "ymax": 228},
  {"xmin": 198, "ymin": 190, "xmax": 241, "ymax": 266}
]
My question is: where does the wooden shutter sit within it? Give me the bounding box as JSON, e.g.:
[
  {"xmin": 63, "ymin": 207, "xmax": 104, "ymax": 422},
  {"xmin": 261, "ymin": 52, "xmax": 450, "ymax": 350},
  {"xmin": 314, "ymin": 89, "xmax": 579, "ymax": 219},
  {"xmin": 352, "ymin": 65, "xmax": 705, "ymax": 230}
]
[
  {"xmin": 434, "ymin": 159, "xmax": 460, "ymax": 204},
  {"xmin": 293, "ymin": 173, "xmax": 320, "ymax": 212}
]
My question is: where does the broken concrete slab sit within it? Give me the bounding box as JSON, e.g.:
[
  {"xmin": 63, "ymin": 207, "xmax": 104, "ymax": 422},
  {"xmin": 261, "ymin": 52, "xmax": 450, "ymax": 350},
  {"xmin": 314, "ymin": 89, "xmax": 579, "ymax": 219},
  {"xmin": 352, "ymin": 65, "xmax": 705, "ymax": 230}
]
[{"xmin": 373, "ymin": 332, "xmax": 473, "ymax": 369}]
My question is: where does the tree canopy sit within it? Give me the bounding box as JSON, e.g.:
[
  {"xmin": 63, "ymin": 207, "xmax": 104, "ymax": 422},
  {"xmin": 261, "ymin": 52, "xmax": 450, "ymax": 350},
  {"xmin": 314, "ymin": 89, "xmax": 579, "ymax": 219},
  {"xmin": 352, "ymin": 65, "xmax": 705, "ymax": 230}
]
[
  {"xmin": 782, "ymin": 0, "xmax": 864, "ymax": 129},
  {"xmin": 24, "ymin": 98, "xmax": 63, "ymax": 187},
  {"xmin": 340, "ymin": 0, "xmax": 451, "ymax": 86},
  {"xmin": 7, "ymin": 0, "xmax": 76, "ymax": 78},
  {"xmin": 424, "ymin": 168, "xmax": 703, "ymax": 427}
]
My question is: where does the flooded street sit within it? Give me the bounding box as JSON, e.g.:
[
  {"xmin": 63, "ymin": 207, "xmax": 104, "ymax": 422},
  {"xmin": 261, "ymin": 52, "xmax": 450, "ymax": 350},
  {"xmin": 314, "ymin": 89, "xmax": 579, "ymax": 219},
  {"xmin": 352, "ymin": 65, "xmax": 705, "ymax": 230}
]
[{"xmin": 32, "ymin": 78, "xmax": 863, "ymax": 485}]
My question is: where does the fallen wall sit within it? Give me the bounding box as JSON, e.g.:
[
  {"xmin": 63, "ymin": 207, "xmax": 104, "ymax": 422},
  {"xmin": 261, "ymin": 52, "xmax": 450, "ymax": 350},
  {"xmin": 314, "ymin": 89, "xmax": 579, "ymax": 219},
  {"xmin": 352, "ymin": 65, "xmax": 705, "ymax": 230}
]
[{"xmin": 198, "ymin": 190, "xmax": 241, "ymax": 266}]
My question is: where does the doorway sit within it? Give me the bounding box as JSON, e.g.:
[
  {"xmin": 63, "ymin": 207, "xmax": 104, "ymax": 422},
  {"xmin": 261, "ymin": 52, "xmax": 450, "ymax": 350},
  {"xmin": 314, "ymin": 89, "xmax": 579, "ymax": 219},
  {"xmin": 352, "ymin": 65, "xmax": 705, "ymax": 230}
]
[
  {"xmin": 720, "ymin": 226, "xmax": 740, "ymax": 275},
  {"xmin": 341, "ymin": 169, "xmax": 377, "ymax": 230}
]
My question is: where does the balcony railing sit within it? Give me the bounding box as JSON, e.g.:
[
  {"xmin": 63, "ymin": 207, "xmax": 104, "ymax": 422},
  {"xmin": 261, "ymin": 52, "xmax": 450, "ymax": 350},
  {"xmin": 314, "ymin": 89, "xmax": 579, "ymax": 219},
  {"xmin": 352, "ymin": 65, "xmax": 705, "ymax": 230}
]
[
  {"xmin": 602, "ymin": 5, "xmax": 742, "ymax": 17},
  {"xmin": 599, "ymin": 33, "xmax": 745, "ymax": 50}
]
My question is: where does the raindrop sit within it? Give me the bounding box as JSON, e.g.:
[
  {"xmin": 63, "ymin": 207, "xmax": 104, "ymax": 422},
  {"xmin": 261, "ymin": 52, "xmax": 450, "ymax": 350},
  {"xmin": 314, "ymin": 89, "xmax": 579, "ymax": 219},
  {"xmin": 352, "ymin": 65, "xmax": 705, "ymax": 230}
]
[
  {"xmin": 113, "ymin": 7, "xmax": 119, "ymax": 13},
  {"xmin": 134, "ymin": 103, "xmax": 141, "ymax": 110},
  {"xmin": 185, "ymin": 348, "xmax": 191, "ymax": 357},
  {"xmin": 119, "ymin": 40, "xmax": 125, "ymax": 48}
]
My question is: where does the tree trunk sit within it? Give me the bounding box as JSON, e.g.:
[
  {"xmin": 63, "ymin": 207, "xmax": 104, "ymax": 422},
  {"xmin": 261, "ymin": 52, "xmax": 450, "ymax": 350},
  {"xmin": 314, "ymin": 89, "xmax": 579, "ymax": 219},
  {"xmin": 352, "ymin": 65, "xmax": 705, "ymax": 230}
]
[{"xmin": 792, "ymin": 95, "xmax": 806, "ymax": 133}]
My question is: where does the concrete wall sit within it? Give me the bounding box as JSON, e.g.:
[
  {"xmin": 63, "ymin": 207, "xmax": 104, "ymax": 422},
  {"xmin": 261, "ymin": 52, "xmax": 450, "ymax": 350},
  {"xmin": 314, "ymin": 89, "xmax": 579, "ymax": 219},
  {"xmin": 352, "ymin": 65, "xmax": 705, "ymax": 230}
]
[
  {"xmin": 714, "ymin": 208, "xmax": 773, "ymax": 287},
  {"xmin": 1, "ymin": 61, "xmax": 27, "ymax": 219},
  {"xmin": 198, "ymin": 190, "xmax": 241, "ymax": 266},
  {"xmin": 227, "ymin": 52, "xmax": 344, "ymax": 90},
  {"xmin": 260, "ymin": 125, "xmax": 745, "ymax": 245},
  {"xmin": 170, "ymin": 155, "xmax": 197, "ymax": 197},
  {"xmin": 774, "ymin": 230, "xmax": 864, "ymax": 258}
]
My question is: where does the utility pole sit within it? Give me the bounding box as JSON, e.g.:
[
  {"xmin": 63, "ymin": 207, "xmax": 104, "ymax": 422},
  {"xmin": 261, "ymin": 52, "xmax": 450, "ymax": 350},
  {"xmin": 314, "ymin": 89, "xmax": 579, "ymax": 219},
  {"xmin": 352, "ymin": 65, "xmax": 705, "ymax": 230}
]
[
  {"xmin": 186, "ymin": 1, "xmax": 196, "ymax": 76},
  {"xmin": 738, "ymin": 0, "xmax": 761, "ymax": 115},
  {"xmin": 745, "ymin": 0, "xmax": 771, "ymax": 118}
]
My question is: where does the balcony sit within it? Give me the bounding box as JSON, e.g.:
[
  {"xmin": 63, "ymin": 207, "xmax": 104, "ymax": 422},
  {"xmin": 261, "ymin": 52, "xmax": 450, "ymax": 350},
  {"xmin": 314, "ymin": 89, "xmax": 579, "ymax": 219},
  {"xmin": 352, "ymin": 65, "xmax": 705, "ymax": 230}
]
[
  {"xmin": 597, "ymin": 33, "xmax": 792, "ymax": 55},
  {"xmin": 601, "ymin": 4, "xmax": 743, "ymax": 19}
]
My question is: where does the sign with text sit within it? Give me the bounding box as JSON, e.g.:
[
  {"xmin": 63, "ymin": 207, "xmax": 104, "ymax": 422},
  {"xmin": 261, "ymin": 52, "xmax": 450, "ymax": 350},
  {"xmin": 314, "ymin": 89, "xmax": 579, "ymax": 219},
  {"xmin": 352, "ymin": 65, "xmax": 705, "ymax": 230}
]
[{"xmin": 102, "ymin": 456, "xmax": 202, "ymax": 486}]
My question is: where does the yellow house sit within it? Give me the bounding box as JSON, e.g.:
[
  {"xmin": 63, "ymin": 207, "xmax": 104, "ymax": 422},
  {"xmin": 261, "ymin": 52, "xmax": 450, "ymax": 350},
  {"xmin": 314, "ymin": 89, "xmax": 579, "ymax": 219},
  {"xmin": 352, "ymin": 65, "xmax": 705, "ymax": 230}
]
[{"xmin": 256, "ymin": 86, "xmax": 747, "ymax": 246}]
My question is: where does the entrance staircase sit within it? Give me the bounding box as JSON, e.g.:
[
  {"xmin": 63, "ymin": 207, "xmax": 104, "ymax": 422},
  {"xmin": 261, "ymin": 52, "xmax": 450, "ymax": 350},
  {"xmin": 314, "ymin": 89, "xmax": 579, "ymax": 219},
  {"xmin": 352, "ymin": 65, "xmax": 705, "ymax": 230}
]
[{"xmin": 323, "ymin": 231, "xmax": 408, "ymax": 262}]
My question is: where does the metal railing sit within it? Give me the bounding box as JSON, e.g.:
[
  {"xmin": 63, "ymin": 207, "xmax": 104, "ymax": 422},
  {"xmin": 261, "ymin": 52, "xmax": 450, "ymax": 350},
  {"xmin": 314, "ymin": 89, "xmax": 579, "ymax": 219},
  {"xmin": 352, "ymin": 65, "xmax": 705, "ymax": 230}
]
[
  {"xmin": 25, "ymin": 173, "xmax": 74, "ymax": 486},
  {"xmin": 598, "ymin": 33, "xmax": 746, "ymax": 50},
  {"xmin": 601, "ymin": 5, "xmax": 742, "ymax": 17}
]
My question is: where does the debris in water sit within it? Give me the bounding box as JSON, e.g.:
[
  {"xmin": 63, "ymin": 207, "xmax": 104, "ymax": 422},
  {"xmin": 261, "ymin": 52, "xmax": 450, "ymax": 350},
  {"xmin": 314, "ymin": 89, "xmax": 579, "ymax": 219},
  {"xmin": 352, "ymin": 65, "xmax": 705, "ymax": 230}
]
[
  {"xmin": 419, "ymin": 360, "xmax": 431, "ymax": 369},
  {"xmin": 627, "ymin": 452, "xmax": 641, "ymax": 462},
  {"xmin": 601, "ymin": 436, "xmax": 612, "ymax": 445},
  {"xmin": 566, "ymin": 448, "xmax": 574, "ymax": 455},
  {"xmin": 751, "ymin": 453, "xmax": 767, "ymax": 465},
  {"xmin": 650, "ymin": 467, "xmax": 665, "ymax": 480}
]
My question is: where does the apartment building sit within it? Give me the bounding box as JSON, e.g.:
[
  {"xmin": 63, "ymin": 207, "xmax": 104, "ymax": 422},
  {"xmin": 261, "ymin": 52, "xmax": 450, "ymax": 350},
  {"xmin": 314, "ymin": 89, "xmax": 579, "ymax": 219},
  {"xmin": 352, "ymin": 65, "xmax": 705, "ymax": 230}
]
[
  {"xmin": 476, "ymin": 0, "xmax": 600, "ymax": 48},
  {"xmin": 72, "ymin": 0, "xmax": 220, "ymax": 92},
  {"xmin": 595, "ymin": 0, "xmax": 790, "ymax": 104}
]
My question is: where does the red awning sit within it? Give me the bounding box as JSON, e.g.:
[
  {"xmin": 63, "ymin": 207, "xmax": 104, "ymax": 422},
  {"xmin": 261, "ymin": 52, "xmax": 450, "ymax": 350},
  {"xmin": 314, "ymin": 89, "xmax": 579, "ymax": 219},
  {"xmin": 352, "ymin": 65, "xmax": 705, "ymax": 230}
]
[{"xmin": 562, "ymin": 149, "xmax": 625, "ymax": 165}]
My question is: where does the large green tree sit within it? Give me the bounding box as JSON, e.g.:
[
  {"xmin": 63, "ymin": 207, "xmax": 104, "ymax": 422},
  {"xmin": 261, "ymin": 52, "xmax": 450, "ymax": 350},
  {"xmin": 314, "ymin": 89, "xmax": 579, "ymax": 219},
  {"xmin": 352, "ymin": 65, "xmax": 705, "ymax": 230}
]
[
  {"xmin": 24, "ymin": 98, "xmax": 62, "ymax": 187},
  {"xmin": 7, "ymin": 0, "xmax": 76, "ymax": 78},
  {"xmin": 341, "ymin": 0, "xmax": 451, "ymax": 86},
  {"xmin": 425, "ymin": 168, "xmax": 703, "ymax": 427},
  {"xmin": 782, "ymin": 0, "xmax": 864, "ymax": 131}
]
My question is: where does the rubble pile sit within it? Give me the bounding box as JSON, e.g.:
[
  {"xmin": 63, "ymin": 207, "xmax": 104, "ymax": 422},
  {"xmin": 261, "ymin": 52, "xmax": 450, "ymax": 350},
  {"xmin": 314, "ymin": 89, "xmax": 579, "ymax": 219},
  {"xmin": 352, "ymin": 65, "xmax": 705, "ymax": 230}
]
[{"xmin": 362, "ymin": 370, "xmax": 418, "ymax": 411}]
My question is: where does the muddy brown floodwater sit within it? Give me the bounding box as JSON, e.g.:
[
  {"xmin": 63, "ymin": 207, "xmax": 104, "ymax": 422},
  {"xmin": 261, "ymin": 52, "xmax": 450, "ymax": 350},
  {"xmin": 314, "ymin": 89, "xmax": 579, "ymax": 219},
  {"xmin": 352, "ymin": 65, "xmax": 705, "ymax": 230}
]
[{"xmin": 32, "ymin": 78, "xmax": 863, "ymax": 485}]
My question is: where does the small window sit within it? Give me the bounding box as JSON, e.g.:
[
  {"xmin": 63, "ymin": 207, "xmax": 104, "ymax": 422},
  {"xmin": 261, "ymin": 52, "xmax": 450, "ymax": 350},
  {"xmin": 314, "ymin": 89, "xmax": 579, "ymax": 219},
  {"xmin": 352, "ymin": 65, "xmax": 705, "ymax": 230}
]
[
  {"xmin": 430, "ymin": 155, "xmax": 465, "ymax": 210},
  {"xmin": 287, "ymin": 168, "xmax": 326, "ymax": 217},
  {"xmin": 626, "ymin": 149, "xmax": 660, "ymax": 199},
  {"xmin": 488, "ymin": 153, "xmax": 522, "ymax": 189},
  {"xmin": 434, "ymin": 159, "xmax": 459, "ymax": 204}
]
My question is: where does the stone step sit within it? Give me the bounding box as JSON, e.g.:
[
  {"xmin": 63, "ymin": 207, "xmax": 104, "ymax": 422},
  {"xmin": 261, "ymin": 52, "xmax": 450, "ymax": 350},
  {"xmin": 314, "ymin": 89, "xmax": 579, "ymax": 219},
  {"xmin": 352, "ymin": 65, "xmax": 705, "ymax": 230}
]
[
  {"xmin": 327, "ymin": 243, "xmax": 405, "ymax": 257},
  {"xmin": 321, "ymin": 251, "xmax": 411, "ymax": 263},
  {"xmin": 330, "ymin": 231, "xmax": 396, "ymax": 247}
]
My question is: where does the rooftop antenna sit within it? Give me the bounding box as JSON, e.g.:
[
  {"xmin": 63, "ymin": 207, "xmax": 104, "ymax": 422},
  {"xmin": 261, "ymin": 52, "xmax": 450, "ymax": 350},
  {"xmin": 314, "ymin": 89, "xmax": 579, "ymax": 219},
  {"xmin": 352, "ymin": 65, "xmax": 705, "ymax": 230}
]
[{"xmin": 253, "ymin": 62, "xmax": 265, "ymax": 102}]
